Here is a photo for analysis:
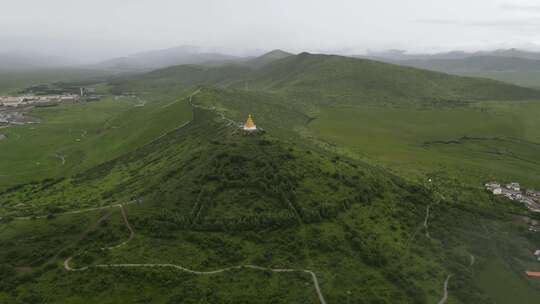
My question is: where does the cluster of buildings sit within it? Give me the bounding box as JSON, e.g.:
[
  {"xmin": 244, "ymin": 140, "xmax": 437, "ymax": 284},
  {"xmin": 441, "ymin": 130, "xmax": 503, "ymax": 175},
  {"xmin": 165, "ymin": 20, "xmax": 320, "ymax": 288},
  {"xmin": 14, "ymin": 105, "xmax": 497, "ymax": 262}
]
[
  {"xmin": 0, "ymin": 94, "xmax": 80, "ymax": 107},
  {"xmin": 493, "ymin": 184, "xmax": 540, "ymax": 278},
  {"xmin": 485, "ymin": 181, "xmax": 540, "ymax": 213},
  {"xmin": 0, "ymin": 111, "xmax": 34, "ymax": 125},
  {"xmin": 526, "ymin": 250, "xmax": 540, "ymax": 278}
]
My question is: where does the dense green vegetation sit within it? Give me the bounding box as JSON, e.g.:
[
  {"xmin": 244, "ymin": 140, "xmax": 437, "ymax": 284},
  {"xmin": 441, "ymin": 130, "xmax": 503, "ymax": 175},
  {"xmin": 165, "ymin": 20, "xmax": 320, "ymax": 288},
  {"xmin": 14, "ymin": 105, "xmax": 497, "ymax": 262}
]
[{"xmin": 1, "ymin": 52, "xmax": 540, "ymax": 303}]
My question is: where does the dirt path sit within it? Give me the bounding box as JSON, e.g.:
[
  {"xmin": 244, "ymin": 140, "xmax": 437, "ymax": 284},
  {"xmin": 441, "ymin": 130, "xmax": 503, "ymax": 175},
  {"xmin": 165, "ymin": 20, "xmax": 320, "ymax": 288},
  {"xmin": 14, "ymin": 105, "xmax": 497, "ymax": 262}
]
[
  {"xmin": 63, "ymin": 199, "xmax": 327, "ymax": 304},
  {"xmin": 406, "ymin": 204, "xmax": 432, "ymax": 250},
  {"xmin": 423, "ymin": 205, "xmax": 431, "ymax": 239},
  {"xmin": 55, "ymin": 153, "xmax": 66, "ymax": 165},
  {"xmin": 437, "ymin": 275, "xmax": 452, "ymax": 304},
  {"xmin": 66, "ymin": 262, "xmax": 326, "ymax": 304},
  {"xmin": 134, "ymin": 97, "xmax": 147, "ymax": 107},
  {"xmin": 48, "ymin": 211, "xmax": 113, "ymax": 267},
  {"xmin": 64, "ymin": 204, "xmax": 133, "ymax": 270},
  {"xmin": 101, "ymin": 205, "xmax": 134, "ymax": 250},
  {"xmin": 14, "ymin": 200, "xmax": 139, "ymax": 220}
]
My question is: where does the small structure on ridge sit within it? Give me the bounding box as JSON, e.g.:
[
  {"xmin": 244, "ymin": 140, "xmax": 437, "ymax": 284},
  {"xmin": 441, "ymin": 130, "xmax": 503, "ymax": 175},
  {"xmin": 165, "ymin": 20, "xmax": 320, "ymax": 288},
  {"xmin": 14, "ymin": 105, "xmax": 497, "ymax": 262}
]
[{"xmin": 243, "ymin": 114, "xmax": 257, "ymax": 131}]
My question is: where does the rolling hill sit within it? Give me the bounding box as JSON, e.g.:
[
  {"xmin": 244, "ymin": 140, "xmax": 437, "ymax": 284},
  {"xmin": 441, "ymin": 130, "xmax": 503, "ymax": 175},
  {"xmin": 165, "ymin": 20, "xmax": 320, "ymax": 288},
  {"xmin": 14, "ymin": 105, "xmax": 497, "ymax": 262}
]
[
  {"xmin": 1, "ymin": 89, "xmax": 526, "ymax": 303},
  {"xmin": 365, "ymin": 49, "xmax": 540, "ymax": 88},
  {"xmin": 244, "ymin": 49, "xmax": 293, "ymax": 68},
  {"xmin": 113, "ymin": 51, "xmax": 540, "ymax": 106},
  {"xmin": 94, "ymin": 46, "xmax": 240, "ymax": 72},
  {"xmin": 1, "ymin": 51, "xmax": 540, "ymax": 303}
]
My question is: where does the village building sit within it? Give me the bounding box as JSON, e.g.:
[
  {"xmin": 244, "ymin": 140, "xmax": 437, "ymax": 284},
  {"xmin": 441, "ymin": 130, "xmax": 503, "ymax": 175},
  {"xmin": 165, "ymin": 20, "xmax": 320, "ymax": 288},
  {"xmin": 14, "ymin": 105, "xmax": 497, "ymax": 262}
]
[
  {"xmin": 485, "ymin": 182, "xmax": 500, "ymax": 188},
  {"xmin": 492, "ymin": 188, "xmax": 502, "ymax": 195},
  {"xmin": 526, "ymin": 189, "xmax": 540, "ymax": 198},
  {"xmin": 485, "ymin": 180, "xmax": 540, "ymax": 213},
  {"xmin": 526, "ymin": 271, "xmax": 540, "ymax": 278},
  {"xmin": 506, "ymin": 182, "xmax": 520, "ymax": 191}
]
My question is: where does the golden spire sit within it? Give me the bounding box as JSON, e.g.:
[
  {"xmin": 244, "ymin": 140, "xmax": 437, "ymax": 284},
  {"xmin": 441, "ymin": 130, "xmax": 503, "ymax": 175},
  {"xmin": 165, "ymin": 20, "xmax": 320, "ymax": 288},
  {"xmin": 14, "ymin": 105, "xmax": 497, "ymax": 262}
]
[{"xmin": 243, "ymin": 114, "xmax": 257, "ymax": 131}]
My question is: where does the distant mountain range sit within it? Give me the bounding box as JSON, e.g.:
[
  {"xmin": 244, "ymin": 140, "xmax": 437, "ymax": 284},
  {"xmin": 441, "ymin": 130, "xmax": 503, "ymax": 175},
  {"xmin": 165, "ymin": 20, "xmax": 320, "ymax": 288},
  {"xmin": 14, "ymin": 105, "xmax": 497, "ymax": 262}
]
[
  {"xmin": 363, "ymin": 48, "xmax": 540, "ymax": 61},
  {"xmin": 5, "ymin": 46, "xmax": 540, "ymax": 88},
  {"xmin": 92, "ymin": 46, "xmax": 244, "ymax": 71},
  {"xmin": 94, "ymin": 47, "xmax": 294, "ymax": 71},
  {"xmin": 112, "ymin": 50, "xmax": 540, "ymax": 104},
  {"xmin": 362, "ymin": 48, "xmax": 540, "ymax": 88},
  {"xmin": 0, "ymin": 52, "xmax": 80, "ymax": 71}
]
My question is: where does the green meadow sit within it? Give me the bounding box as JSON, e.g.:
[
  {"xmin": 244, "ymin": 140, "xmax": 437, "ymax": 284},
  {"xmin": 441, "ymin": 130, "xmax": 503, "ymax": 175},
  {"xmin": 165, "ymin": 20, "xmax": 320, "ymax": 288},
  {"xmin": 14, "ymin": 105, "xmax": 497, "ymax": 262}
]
[
  {"xmin": 307, "ymin": 101, "xmax": 540, "ymax": 186},
  {"xmin": 0, "ymin": 94, "xmax": 192, "ymax": 189}
]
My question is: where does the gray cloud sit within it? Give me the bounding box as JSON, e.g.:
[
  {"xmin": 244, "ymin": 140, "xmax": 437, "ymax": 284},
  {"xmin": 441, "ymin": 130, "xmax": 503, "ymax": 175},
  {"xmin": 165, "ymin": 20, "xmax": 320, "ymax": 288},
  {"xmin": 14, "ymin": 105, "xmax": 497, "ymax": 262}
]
[
  {"xmin": 417, "ymin": 17, "xmax": 540, "ymax": 30},
  {"xmin": 500, "ymin": 3, "xmax": 540, "ymax": 12},
  {"xmin": 2, "ymin": 0, "xmax": 540, "ymax": 61}
]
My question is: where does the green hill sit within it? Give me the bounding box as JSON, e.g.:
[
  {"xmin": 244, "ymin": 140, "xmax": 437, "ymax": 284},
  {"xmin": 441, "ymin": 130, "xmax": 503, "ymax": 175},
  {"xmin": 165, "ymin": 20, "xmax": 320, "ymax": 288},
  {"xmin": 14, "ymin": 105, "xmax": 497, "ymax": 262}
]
[
  {"xmin": 3, "ymin": 90, "xmax": 531, "ymax": 303},
  {"xmin": 388, "ymin": 56, "xmax": 540, "ymax": 88},
  {"xmin": 2, "ymin": 53, "xmax": 540, "ymax": 303},
  {"xmin": 114, "ymin": 52, "xmax": 540, "ymax": 106},
  {"xmin": 249, "ymin": 53, "xmax": 540, "ymax": 105},
  {"xmin": 245, "ymin": 49, "xmax": 293, "ymax": 68}
]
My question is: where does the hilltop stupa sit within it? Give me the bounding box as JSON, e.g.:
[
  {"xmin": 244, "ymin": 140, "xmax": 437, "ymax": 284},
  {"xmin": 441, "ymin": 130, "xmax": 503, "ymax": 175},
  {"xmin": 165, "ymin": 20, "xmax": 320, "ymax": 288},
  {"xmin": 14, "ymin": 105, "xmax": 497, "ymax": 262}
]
[{"xmin": 243, "ymin": 114, "xmax": 257, "ymax": 131}]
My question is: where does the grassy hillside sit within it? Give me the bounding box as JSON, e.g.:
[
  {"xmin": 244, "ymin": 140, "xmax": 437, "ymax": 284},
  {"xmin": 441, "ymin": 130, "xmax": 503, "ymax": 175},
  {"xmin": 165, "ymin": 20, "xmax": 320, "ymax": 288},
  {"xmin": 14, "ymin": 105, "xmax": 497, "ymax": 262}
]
[
  {"xmin": 1, "ymin": 53, "xmax": 540, "ymax": 303},
  {"xmin": 2, "ymin": 95, "xmax": 538, "ymax": 303},
  {"xmin": 307, "ymin": 101, "xmax": 540, "ymax": 186},
  {"xmin": 248, "ymin": 53, "xmax": 540, "ymax": 105},
  {"xmin": 244, "ymin": 49, "xmax": 293, "ymax": 68},
  {"xmin": 389, "ymin": 56, "xmax": 540, "ymax": 88},
  {"xmin": 0, "ymin": 92, "xmax": 193, "ymax": 190}
]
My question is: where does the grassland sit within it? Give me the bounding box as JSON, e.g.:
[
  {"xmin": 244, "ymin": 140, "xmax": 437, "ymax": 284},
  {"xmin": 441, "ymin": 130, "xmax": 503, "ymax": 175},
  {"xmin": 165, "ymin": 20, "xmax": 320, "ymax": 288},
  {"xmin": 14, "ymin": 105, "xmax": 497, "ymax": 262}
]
[
  {"xmin": 0, "ymin": 92, "xmax": 193, "ymax": 190},
  {"xmin": 1, "ymin": 53, "xmax": 540, "ymax": 303},
  {"xmin": 186, "ymin": 88, "xmax": 540, "ymax": 303},
  {"xmin": 307, "ymin": 100, "xmax": 540, "ymax": 186},
  {"xmin": 2, "ymin": 103, "xmax": 524, "ymax": 303}
]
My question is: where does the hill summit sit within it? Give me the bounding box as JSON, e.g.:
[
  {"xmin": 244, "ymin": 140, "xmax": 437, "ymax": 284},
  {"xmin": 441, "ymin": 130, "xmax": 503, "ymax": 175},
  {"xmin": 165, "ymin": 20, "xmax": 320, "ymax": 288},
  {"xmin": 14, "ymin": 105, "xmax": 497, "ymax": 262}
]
[{"xmin": 247, "ymin": 49, "xmax": 293, "ymax": 68}]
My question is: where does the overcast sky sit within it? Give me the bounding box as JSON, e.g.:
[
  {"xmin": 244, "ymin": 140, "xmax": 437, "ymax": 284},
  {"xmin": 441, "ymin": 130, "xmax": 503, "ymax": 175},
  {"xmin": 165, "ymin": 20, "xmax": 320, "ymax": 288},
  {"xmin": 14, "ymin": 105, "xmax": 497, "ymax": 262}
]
[{"xmin": 2, "ymin": 0, "xmax": 540, "ymax": 62}]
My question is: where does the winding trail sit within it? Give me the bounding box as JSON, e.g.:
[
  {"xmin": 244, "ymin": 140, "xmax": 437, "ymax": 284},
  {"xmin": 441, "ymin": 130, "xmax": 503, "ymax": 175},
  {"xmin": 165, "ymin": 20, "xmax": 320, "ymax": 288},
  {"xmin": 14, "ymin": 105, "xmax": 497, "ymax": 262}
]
[
  {"xmin": 469, "ymin": 254, "xmax": 475, "ymax": 267},
  {"xmin": 437, "ymin": 275, "xmax": 452, "ymax": 304},
  {"xmin": 55, "ymin": 153, "xmax": 66, "ymax": 165},
  {"xmin": 423, "ymin": 205, "xmax": 431, "ymax": 239},
  {"xmin": 405, "ymin": 204, "xmax": 433, "ymax": 250},
  {"xmin": 14, "ymin": 200, "xmax": 139, "ymax": 221},
  {"xmin": 62, "ymin": 202, "xmax": 327, "ymax": 304},
  {"xmin": 134, "ymin": 97, "xmax": 147, "ymax": 107},
  {"xmin": 101, "ymin": 204, "xmax": 134, "ymax": 250},
  {"xmin": 65, "ymin": 262, "xmax": 326, "ymax": 304}
]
